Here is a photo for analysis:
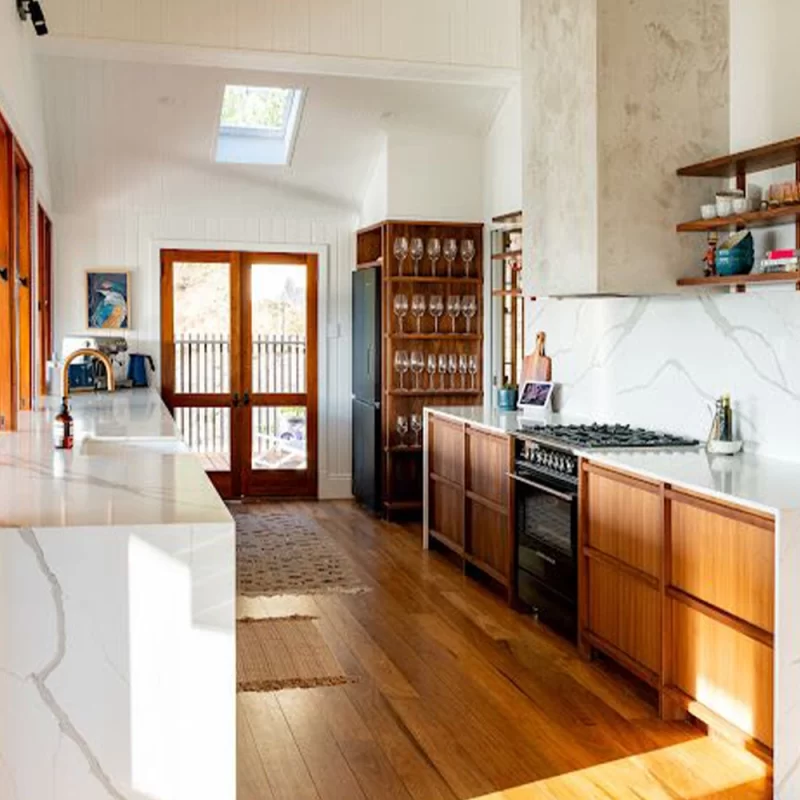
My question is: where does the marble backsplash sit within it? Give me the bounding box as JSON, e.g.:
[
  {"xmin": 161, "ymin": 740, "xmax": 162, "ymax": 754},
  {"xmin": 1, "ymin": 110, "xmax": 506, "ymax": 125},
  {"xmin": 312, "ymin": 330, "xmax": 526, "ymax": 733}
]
[{"xmin": 527, "ymin": 289, "xmax": 800, "ymax": 461}]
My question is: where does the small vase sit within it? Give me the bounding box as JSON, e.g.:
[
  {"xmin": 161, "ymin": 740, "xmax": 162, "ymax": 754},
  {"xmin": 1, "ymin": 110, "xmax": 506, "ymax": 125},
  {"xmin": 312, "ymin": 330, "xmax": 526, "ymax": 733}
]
[{"xmin": 497, "ymin": 388, "xmax": 518, "ymax": 411}]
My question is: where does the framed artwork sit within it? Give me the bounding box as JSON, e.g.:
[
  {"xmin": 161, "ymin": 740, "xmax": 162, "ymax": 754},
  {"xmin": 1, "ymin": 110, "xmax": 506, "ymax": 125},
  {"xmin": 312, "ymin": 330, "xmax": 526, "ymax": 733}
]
[{"xmin": 86, "ymin": 270, "xmax": 131, "ymax": 330}]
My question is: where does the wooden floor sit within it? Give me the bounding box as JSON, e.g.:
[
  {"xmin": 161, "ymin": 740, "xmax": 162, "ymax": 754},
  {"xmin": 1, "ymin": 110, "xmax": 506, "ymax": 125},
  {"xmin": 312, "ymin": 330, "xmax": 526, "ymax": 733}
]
[{"xmin": 236, "ymin": 501, "xmax": 773, "ymax": 800}]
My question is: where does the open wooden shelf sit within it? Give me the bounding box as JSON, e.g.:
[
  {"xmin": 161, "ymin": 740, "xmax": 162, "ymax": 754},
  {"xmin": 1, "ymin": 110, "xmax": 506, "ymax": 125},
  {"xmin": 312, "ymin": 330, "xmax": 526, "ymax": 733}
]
[
  {"xmin": 491, "ymin": 210, "xmax": 522, "ymax": 224},
  {"xmin": 492, "ymin": 288, "xmax": 524, "ymax": 298},
  {"xmin": 677, "ymin": 135, "xmax": 800, "ymax": 178},
  {"xmin": 356, "ymin": 257, "xmax": 383, "ymax": 269},
  {"xmin": 677, "ymin": 204, "xmax": 800, "ymax": 232},
  {"xmin": 491, "ymin": 249, "xmax": 522, "ymax": 260},
  {"xmin": 387, "ymin": 276, "xmax": 480, "ymax": 284},
  {"xmin": 676, "ymin": 271, "xmax": 800, "ymax": 291},
  {"xmin": 389, "ymin": 333, "xmax": 481, "ymax": 341}
]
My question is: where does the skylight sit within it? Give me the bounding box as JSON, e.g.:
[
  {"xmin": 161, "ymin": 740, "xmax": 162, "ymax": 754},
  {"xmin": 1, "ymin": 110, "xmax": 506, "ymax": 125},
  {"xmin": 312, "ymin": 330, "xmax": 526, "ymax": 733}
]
[{"xmin": 215, "ymin": 85, "xmax": 304, "ymax": 165}]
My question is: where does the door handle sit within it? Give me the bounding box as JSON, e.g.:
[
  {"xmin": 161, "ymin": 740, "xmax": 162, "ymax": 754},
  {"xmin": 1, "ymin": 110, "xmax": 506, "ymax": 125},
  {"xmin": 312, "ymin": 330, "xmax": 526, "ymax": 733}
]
[
  {"xmin": 535, "ymin": 550, "xmax": 557, "ymax": 566},
  {"xmin": 0, "ymin": 267, "xmax": 7, "ymax": 282},
  {"xmin": 243, "ymin": 392, "xmax": 250, "ymax": 406},
  {"xmin": 232, "ymin": 393, "xmax": 240, "ymax": 408}
]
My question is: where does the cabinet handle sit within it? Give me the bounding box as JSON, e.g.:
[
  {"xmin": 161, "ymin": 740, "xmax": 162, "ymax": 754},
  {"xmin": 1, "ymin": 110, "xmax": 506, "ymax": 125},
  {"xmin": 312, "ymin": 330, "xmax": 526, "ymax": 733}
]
[{"xmin": 535, "ymin": 550, "xmax": 556, "ymax": 566}]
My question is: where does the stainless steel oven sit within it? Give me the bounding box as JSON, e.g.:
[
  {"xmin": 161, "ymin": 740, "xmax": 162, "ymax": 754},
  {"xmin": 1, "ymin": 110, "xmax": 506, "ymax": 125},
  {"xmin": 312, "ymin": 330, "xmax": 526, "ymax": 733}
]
[{"xmin": 511, "ymin": 439, "xmax": 578, "ymax": 641}]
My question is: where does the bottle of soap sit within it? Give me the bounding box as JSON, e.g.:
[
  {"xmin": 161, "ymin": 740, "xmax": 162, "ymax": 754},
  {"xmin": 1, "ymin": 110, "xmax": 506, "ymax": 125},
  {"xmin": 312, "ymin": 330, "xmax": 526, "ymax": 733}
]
[{"xmin": 54, "ymin": 397, "xmax": 74, "ymax": 450}]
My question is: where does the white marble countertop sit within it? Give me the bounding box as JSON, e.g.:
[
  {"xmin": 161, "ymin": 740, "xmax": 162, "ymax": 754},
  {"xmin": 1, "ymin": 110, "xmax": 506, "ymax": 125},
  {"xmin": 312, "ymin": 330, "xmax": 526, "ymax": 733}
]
[
  {"xmin": 0, "ymin": 389, "xmax": 232, "ymax": 528},
  {"xmin": 426, "ymin": 405, "xmax": 800, "ymax": 514}
]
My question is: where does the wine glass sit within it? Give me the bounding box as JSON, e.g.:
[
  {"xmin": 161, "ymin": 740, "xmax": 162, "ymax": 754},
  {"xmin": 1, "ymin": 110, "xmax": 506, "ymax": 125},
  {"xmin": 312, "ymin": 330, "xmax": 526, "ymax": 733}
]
[
  {"xmin": 410, "ymin": 294, "xmax": 426, "ymax": 333},
  {"xmin": 410, "ymin": 237, "xmax": 424, "ymax": 277},
  {"xmin": 393, "ymin": 237, "xmax": 408, "ymax": 277},
  {"xmin": 461, "ymin": 295, "xmax": 477, "ymax": 333},
  {"xmin": 446, "ymin": 296, "xmax": 461, "ymax": 333},
  {"xmin": 410, "ymin": 413, "xmax": 423, "ymax": 447},
  {"xmin": 427, "ymin": 238, "xmax": 442, "ymax": 277},
  {"xmin": 460, "ymin": 239, "xmax": 476, "ymax": 277},
  {"xmin": 447, "ymin": 354, "xmax": 458, "ymax": 389},
  {"xmin": 410, "ymin": 350, "xmax": 425, "ymax": 389},
  {"xmin": 437, "ymin": 354, "xmax": 448, "ymax": 390},
  {"xmin": 396, "ymin": 415, "xmax": 409, "ymax": 447},
  {"xmin": 443, "ymin": 239, "xmax": 458, "ymax": 277},
  {"xmin": 429, "ymin": 295, "xmax": 444, "ymax": 333},
  {"xmin": 426, "ymin": 354, "xmax": 437, "ymax": 389},
  {"xmin": 468, "ymin": 354, "xmax": 478, "ymax": 389},
  {"xmin": 458, "ymin": 354, "xmax": 468, "ymax": 389},
  {"xmin": 394, "ymin": 350, "xmax": 409, "ymax": 390},
  {"xmin": 393, "ymin": 293, "xmax": 409, "ymax": 333}
]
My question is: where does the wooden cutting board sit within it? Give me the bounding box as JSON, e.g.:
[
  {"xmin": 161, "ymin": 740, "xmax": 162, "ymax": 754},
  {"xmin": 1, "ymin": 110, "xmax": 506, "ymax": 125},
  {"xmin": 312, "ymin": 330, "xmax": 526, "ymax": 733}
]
[{"xmin": 522, "ymin": 332, "xmax": 552, "ymax": 382}]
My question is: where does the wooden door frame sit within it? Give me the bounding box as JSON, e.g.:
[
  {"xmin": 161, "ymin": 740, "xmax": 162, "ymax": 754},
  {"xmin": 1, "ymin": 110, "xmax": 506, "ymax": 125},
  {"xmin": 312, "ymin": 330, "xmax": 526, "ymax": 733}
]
[
  {"xmin": 240, "ymin": 251, "xmax": 319, "ymax": 499},
  {"xmin": 37, "ymin": 205, "xmax": 53, "ymax": 397},
  {"xmin": 0, "ymin": 113, "xmax": 15, "ymax": 431},
  {"xmin": 13, "ymin": 144, "xmax": 32, "ymax": 412},
  {"xmin": 160, "ymin": 249, "xmax": 243, "ymax": 498}
]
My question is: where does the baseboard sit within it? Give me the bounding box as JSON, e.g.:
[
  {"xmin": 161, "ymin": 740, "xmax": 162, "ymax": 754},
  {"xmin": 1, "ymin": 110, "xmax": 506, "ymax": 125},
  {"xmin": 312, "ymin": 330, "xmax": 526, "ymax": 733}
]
[{"xmin": 319, "ymin": 474, "xmax": 353, "ymax": 500}]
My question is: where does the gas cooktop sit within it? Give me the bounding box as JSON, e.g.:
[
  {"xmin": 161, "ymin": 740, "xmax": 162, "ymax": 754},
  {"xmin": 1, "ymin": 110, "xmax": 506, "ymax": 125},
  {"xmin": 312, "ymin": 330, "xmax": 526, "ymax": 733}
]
[{"xmin": 518, "ymin": 422, "xmax": 699, "ymax": 450}]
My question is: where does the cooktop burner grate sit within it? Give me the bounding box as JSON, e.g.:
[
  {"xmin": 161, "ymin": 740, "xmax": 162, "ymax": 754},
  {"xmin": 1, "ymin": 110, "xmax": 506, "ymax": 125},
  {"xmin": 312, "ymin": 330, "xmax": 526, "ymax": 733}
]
[{"xmin": 520, "ymin": 423, "xmax": 699, "ymax": 450}]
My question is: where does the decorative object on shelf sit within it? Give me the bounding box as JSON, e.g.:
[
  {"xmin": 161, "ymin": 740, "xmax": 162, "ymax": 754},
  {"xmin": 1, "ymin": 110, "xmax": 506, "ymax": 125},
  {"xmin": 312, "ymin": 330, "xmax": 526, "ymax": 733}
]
[
  {"xmin": 460, "ymin": 239, "xmax": 476, "ymax": 277},
  {"xmin": 767, "ymin": 181, "xmax": 800, "ymax": 207},
  {"xmin": 497, "ymin": 383, "xmax": 518, "ymax": 410},
  {"xmin": 716, "ymin": 230, "xmax": 754, "ymax": 276},
  {"xmin": 706, "ymin": 394, "xmax": 743, "ymax": 455},
  {"xmin": 732, "ymin": 197, "xmax": 749, "ymax": 214},
  {"xmin": 396, "ymin": 414, "xmax": 409, "ymax": 447},
  {"xmin": 87, "ymin": 270, "xmax": 130, "ymax": 330},
  {"xmin": 394, "ymin": 350, "xmax": 409, "ymax": 389},
  {"xmin": 409, "ymin": 351, "xmax": 424, "ymax": 389},
  {"xmin": 715, "ymin": 189, "xmax": 744, "ymax": 218},
  {"xmin": 443, "ymin": 238, "xmax": 458, "ymax": 277},
  {"xmin": 700, "ymin": 203, "xmax": 717, "ymax": 220},
  {"xmin": 393, "ymin": 236, "xmax": 408, "ymax": 276},
  {"xmin": 410, "ymin": 237, "xmax": 424, "ymax": 277},
  {"xmin": 393, "ymin": 293, "xmax": 408, "ymax": 332},
  {"xmin": 429, "ymin": 294, "xmax": 444, "ymax": 332},
  {"xmin": 702, "ymin": 232, "xmax": 719, "ymax": 277},
  {"xmin": 427, "ymin": 238, "xmax": 441, "ymax": 277},
  {"xmin": 446, "ymin": 295, "xmax": 461, "ymax": 332},
  {"xmin": 758, "ymin": 248, "xmax": 800, "ymax": 274},
  {"xmin": 461, "ymin": 295, "xmax": 477, "ymax": 332},
  {"xmin": 410, "ymin": 413, "xmax": 422, "ymax": 447}
]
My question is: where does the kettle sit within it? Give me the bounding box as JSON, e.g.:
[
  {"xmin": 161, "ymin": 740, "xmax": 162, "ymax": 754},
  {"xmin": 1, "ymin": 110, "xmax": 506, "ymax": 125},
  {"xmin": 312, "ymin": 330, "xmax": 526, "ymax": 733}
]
[{"xmin": 128, "ymin": 353, "xmax": 155, "ymax": 387}]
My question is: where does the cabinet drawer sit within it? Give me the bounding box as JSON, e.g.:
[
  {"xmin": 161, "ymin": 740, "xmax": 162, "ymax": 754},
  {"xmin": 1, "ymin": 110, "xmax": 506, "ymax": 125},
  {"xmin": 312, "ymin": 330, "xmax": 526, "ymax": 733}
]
[
  {"xmin": 467, "ymin": 499, "xmax": 509, "ymax": 581},
  {"xmin": 585, "ymin": 466, "xmax": 662, "ymax": 576},
  {"xmin": 429, "ymin": 416, "xmax": 464, "ymax": 486},
  {"xmin": 466, "ymin": 427, "xmax": 510, "ymax": 506},
  {"xmin": 670, "ymin": 599, "xmax": 773, "ymax": 747},
  {"xmin": 670, "ymin": 494, "xmax": 774, "ymax": 633},
  {"xmin": 588, "ymin": 559, "xmax": 660, "ymax": 674},
  {"xmin": 430, "ymin": 479, "xmax": 464, "ymax": 550}
]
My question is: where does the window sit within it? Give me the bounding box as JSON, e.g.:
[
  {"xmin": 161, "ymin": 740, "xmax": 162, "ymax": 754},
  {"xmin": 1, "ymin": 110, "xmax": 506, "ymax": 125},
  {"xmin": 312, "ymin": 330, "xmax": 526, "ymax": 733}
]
[{"xmin": 216, "ymin": 85, "xmax": 304, "ymax": 165}]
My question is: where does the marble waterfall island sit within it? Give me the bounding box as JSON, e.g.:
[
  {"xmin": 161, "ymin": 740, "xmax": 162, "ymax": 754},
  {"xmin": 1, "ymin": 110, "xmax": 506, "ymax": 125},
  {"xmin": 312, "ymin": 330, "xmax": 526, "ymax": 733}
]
[{"xmin": 0, "ymin": 390, "xmax": 235, "ymax": 800}]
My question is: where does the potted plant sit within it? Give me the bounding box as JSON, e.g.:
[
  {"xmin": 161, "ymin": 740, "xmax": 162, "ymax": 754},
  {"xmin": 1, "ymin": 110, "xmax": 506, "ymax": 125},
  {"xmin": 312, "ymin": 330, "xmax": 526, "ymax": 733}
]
[{"xmin": 497, "ymin": 382, "xmax": 518, "ymax": 411}]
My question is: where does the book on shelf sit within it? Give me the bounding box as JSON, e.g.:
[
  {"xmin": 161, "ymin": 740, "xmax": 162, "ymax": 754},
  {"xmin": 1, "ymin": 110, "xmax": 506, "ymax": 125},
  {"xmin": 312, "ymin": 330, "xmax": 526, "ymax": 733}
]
[
  {"xmin": 759, "ymin": 259, "xmax": 799, "ymax": 273},
  {"xmin": 766, "ymin": 249, "xmax": 800, "ymax": 260}
]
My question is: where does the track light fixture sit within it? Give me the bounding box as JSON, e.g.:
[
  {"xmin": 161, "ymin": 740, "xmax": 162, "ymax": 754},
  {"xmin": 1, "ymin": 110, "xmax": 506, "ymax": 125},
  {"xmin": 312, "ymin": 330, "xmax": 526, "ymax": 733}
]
[{"xmin": 17, "ymin": 0, "xmax": 48, "ymax": 36}]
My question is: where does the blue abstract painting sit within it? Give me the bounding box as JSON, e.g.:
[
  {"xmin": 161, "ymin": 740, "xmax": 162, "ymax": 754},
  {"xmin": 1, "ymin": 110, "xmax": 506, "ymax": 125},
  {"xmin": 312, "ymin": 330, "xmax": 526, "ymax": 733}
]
[{"xmin": 87, "ymin": 271, "xmax": 130, "ymax": 330}]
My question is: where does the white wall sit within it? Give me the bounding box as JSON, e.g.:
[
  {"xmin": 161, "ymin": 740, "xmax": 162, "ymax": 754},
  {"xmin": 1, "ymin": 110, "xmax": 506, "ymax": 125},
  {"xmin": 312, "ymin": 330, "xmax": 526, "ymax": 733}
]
[
  {"xmin": 360, "ymin": 136, "xmax": 388, "ymax": 228},
  {"xmin": 45, "ymin": 0, "xmax": 521, "ymax": 71}
]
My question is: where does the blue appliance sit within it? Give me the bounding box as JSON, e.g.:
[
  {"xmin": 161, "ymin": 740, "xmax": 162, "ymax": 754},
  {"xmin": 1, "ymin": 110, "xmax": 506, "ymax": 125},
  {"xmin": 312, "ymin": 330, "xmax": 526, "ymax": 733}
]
[
  {"xmin": 67, "ymin": 362, "xmax": 94, "ymax": 390},
  {"xmin": 128, "ymin": 354, "xmax": 155, "ymax": 387}
]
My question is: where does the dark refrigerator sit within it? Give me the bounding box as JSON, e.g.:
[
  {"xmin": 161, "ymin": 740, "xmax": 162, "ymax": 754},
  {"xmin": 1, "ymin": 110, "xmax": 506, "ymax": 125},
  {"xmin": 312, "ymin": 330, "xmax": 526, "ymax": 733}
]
[{"xmin": 352, "ymin": 267, "xmax": 382, "ymax": 512}]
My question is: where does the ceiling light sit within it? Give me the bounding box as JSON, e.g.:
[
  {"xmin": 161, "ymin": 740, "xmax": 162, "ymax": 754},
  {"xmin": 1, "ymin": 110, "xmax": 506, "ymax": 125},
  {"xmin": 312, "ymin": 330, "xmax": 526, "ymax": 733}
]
[{"xmin": 17, "ymin": 0, "xmax": 48, "ymax": 36}]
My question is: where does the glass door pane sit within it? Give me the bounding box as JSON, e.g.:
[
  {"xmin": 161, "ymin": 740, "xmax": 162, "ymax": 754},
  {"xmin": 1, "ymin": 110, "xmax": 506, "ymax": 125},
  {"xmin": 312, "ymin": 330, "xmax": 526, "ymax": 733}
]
[{"xmin": 251, "ymin": 407, "xmax": 307, "ymax": 471}]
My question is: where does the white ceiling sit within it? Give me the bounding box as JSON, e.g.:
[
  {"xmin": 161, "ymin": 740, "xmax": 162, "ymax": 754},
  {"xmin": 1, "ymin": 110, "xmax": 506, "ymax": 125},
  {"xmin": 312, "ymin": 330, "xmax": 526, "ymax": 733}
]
[{"xmin": 39, "ymin": 56, "xmax": 506, "ymax": 213}]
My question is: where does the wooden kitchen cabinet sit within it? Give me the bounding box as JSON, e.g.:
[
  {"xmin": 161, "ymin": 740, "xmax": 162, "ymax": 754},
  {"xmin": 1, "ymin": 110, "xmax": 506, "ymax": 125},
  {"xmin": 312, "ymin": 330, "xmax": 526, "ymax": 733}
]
[{"xmin": 425, "ymin": 411, "xmax": 513, "ymax": 597}]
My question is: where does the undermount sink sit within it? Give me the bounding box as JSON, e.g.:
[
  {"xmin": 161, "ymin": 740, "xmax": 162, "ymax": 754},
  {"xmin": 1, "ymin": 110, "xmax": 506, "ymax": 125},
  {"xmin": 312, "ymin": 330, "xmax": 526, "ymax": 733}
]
[{"xmin": 79, "ymin": 436, "xmax": 189, "ymax": 457}]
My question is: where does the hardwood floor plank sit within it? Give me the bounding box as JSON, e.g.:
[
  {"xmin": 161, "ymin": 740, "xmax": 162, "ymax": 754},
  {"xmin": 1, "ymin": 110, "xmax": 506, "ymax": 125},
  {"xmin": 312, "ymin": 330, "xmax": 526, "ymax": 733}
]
[{"xmin": 237, "ymin": 698, "xmax": 276, "ymax": 800}]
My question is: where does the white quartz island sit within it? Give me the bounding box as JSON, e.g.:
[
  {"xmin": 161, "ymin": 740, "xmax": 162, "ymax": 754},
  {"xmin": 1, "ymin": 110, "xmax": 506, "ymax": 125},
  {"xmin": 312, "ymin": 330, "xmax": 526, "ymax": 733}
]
[{"xmin": 0, "ymin": 390, "xmax": 235, "ymax": 800}]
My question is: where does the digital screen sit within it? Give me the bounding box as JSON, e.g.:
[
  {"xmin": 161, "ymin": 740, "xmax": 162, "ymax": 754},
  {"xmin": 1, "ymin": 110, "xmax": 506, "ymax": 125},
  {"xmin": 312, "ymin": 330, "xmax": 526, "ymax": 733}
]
[{"xmin": 519, "ymin": 381, "xmax": 553, "ymax": 407}]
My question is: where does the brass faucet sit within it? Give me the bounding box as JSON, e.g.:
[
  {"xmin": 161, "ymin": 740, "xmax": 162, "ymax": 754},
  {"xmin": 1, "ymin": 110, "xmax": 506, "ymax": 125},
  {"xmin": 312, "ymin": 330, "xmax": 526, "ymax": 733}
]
[{"xmin": 61, "ymin": 348, "xmax": 116, "ymax": 399}]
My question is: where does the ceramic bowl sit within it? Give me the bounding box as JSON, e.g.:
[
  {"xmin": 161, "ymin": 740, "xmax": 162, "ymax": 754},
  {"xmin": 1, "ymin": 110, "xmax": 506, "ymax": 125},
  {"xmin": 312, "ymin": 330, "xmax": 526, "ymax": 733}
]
[
  {"xmin": 732, "ymin": 197, "xmax": 749, "ymax": 214},
  {"xmin": 716, "ymin": 197, "xmax": 733, "ymax": 217},
  {"xmin": 701, "ymin": 204, "xmax": 717, "ymax": 219}
]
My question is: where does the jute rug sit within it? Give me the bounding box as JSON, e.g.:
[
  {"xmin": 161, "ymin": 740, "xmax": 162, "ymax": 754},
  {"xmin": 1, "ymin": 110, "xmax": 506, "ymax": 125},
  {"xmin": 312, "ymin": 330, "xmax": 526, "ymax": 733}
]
[
  {"xmin": 237, "ymin": 617, "xmax": 356, "ymax": 692},
  {"xmin": 233, "ymin": 505, "xmax": 370, "ymax": 598}
]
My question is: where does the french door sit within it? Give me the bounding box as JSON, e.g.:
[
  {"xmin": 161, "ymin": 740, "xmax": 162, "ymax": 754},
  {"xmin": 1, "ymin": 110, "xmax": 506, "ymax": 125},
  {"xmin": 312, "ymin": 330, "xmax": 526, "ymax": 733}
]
[{"xmin": 160, "ymin": 249, "xmax": 318, "ymax": 499}]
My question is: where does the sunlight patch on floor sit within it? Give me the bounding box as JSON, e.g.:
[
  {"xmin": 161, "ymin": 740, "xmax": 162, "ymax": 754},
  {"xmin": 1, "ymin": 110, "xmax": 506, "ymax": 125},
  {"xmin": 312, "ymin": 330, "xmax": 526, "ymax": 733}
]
[{"xmin": 471, "ymin": 737, "xmax": 769, "ymax": 799}]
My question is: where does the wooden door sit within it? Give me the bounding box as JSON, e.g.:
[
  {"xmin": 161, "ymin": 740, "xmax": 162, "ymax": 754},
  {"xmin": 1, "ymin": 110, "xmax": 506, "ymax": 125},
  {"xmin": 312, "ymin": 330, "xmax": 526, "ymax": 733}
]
[
  {"xmin": 161, "ymin": 249, "xmax": 243, "ymax": 498},
  {"xmin": 37, "ymin": 206, "xmax": 53, "ymax": 397},
  {"xmin": 13, "ymin": 146, "xmax": 32, "ymax": 411},
  {"xmin": 0, "ymin": 115, "xmax": 14, "ymax": 431},
  {"xmin": 240, "ymin": 253, "xmax": 318, "ymax": 498}
]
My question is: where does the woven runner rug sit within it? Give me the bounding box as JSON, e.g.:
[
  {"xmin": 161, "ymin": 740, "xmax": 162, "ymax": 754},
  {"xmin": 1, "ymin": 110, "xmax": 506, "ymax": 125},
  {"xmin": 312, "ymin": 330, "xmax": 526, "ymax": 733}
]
[
  {"xmin": 237, "ymin": 617, "xmax": 356, "ymax": 692},
  {"xmin": 233, "ymin": 505, "xmax": 370, "ymax": 598}
]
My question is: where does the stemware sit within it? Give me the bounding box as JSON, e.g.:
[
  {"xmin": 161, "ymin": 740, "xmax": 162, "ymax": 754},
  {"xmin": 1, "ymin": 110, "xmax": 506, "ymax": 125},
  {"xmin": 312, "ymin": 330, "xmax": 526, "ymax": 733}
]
[
  {"xmin": 458, "ymin": 354, "xmax": 468, "ymax": 389},
  {"xmin": 394, "ymin": 350, "xmax": 409, "ymax": 389},
  {"xmin": 427, "ymin": 238, "xmax": 442, "ymax": 277},
  {"xmin": 410, "ymin": 413, "xmax": 423, "ymax": 447},
  {"xmin": 461, "ymin": 295, "xmax": 477, "ymax": 333},
  {"xmin": 429, "ymin": 295, "xmax": 444, "ymax": 333},
  {"xmin": 468, "ymin": 355, "xmax": 478, "ymax": 389},
  {"xmin": 410, "ymin": 237, "xmax": 424, "ymax": 277},
  {"xmin": 426, "ymin": 354, "xmax": 437, "ymax": 389},
  {"xmin": 443, "ymin": 238, "xmax": 458, "ymax": 277},
  {"xmin": 410, "ymin": 351, "xmax": 425, "ymax": 389},
  {"xmin": 410, "ymin": 294, "xmax": 426, "ymax": 333},
  {"xmin": 447, "ymin": 354, "xmax": 458, "ymax": 389},
  {"xmin": 460, "ymin": 239, "xmax": 476, "ymax": 277},
  {"xmin": 446, "ymin": 295, "xmax": 461, "ymax": 333},
  {"xmin": 437, "ymin": 354, "xmax": 448, "ymax": 390},
  {"xmin": 393, "ymin": 236, "xmax": 409, "ymax": 276},
  {"xmin": 396, "ymin": 415, "xmax": 409, "ymax": 447},
  {"xmin": 393, "ymin": 293, "xmax": 409, "ymax": 333}
]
